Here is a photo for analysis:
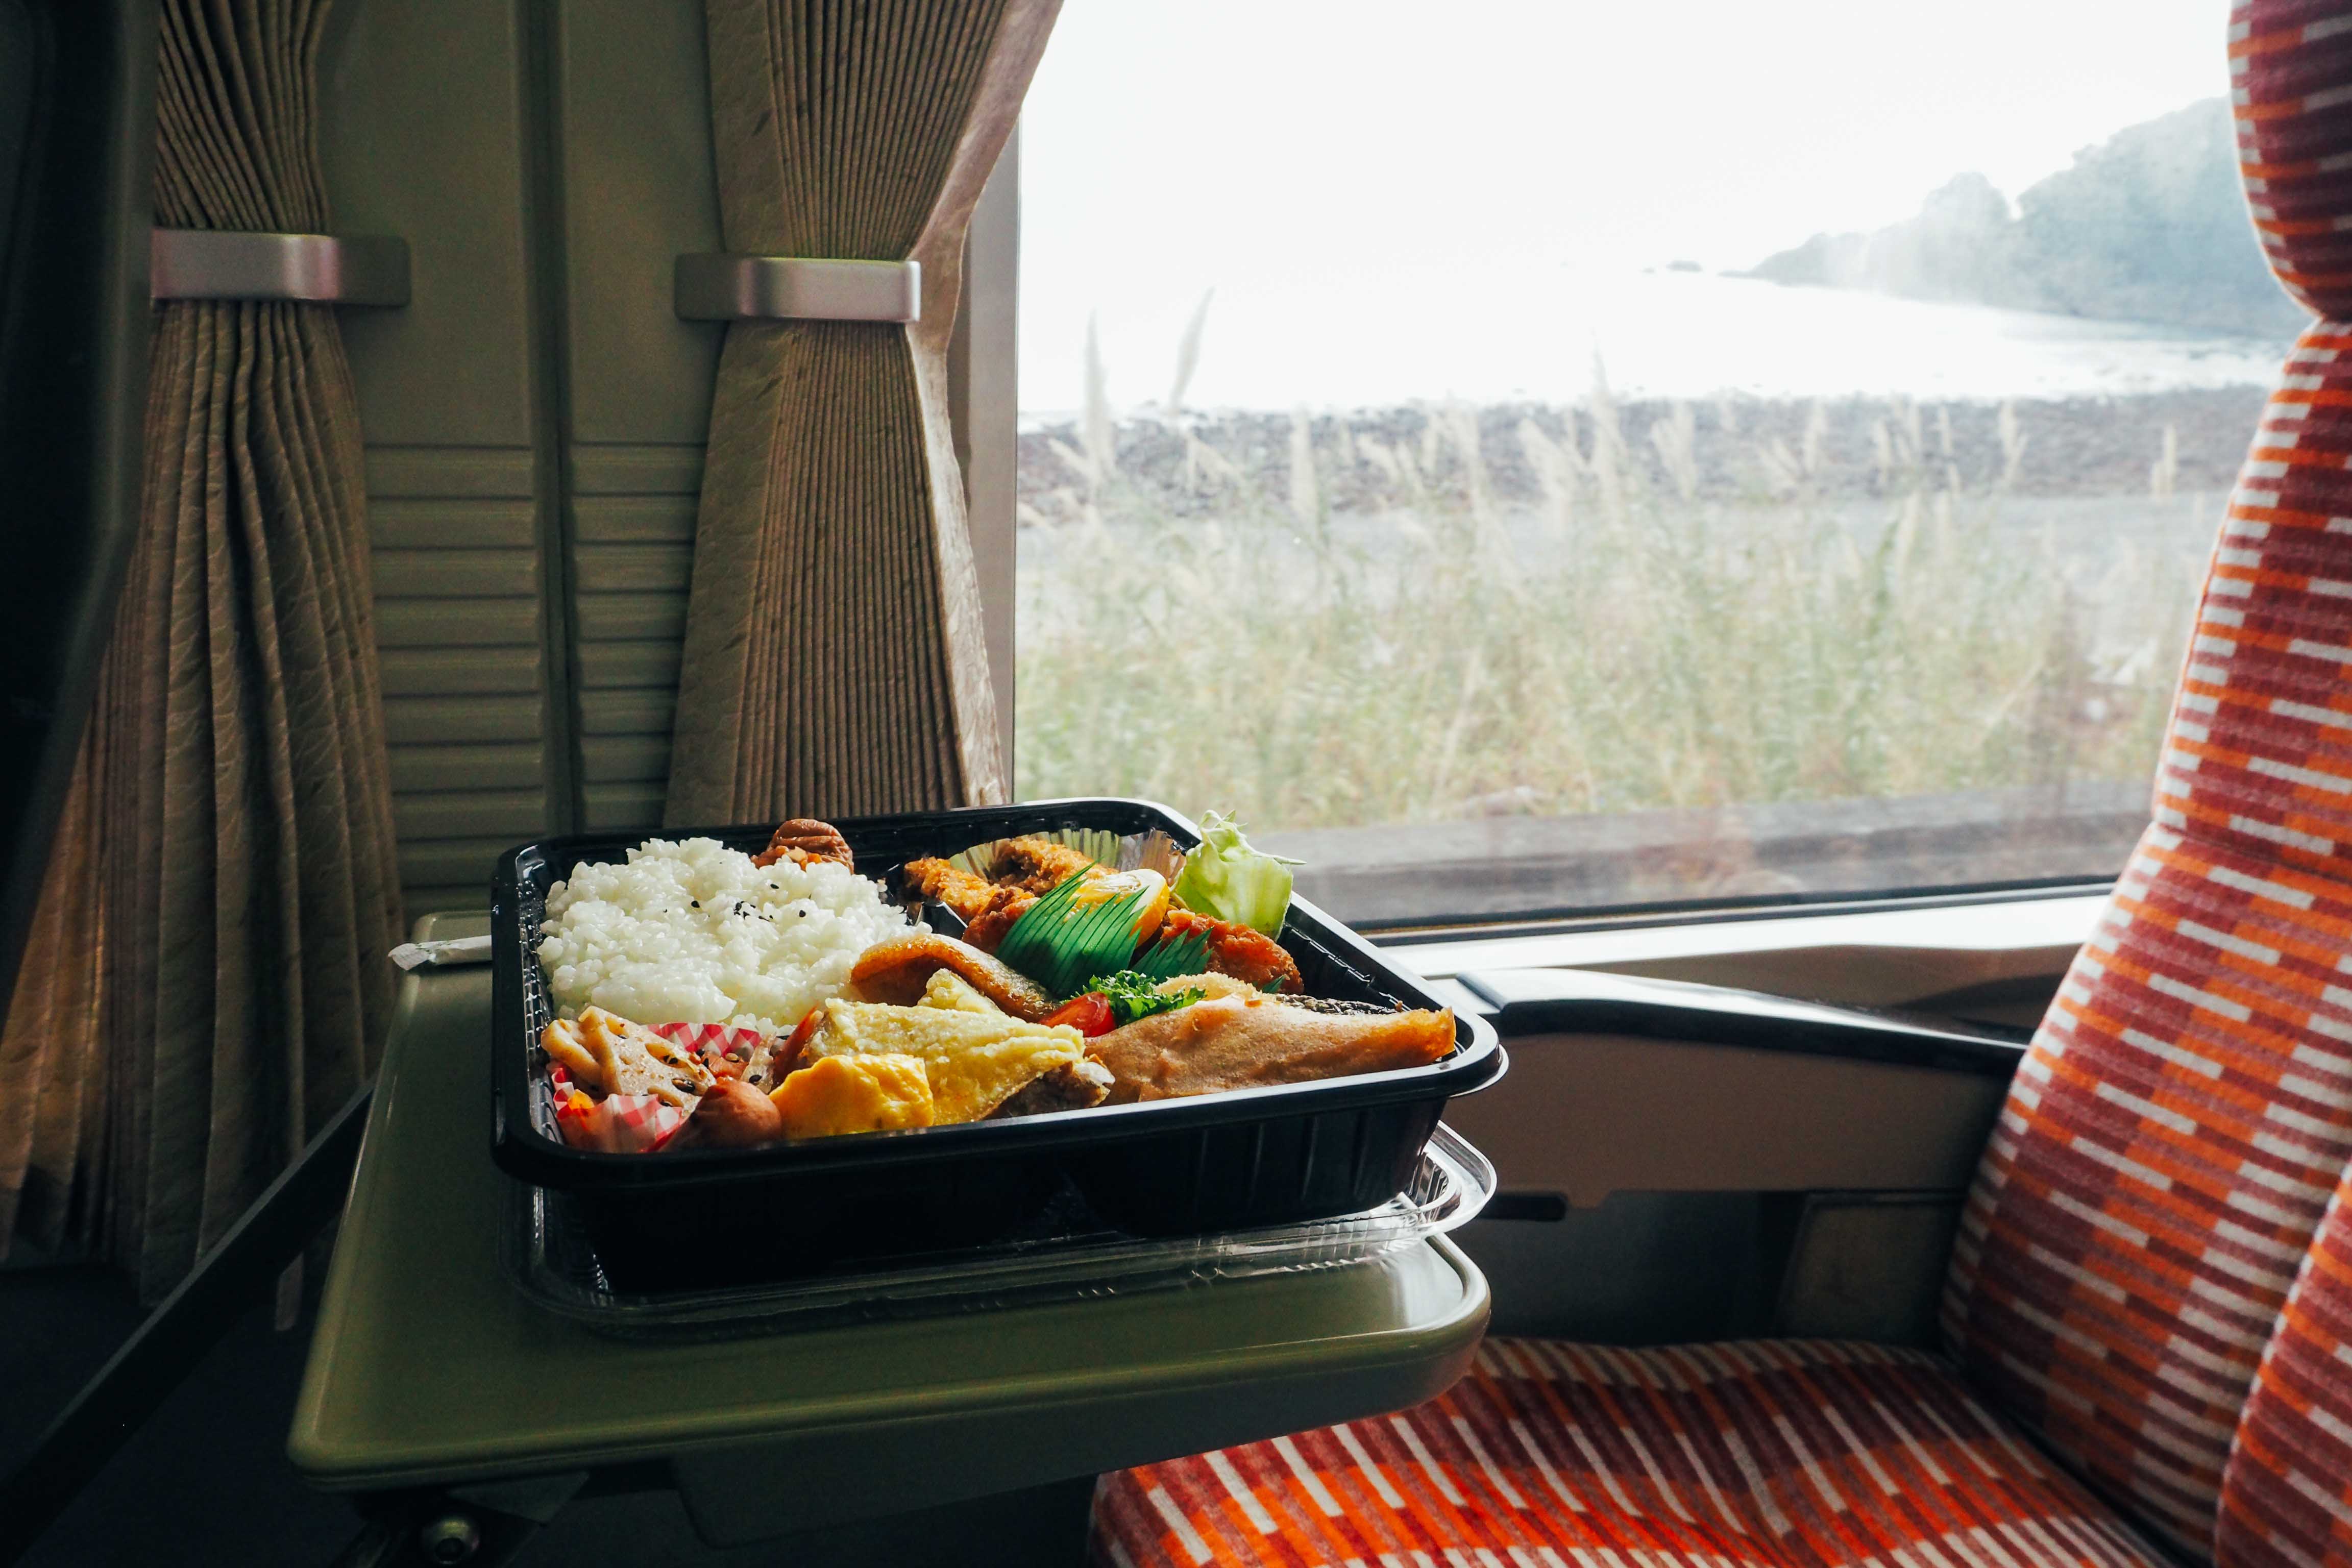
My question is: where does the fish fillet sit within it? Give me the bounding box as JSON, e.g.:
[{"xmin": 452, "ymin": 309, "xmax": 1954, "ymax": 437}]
[{"xmin": 1091, "ymin": 996, "xmax": 1454, "ymax": 1103}]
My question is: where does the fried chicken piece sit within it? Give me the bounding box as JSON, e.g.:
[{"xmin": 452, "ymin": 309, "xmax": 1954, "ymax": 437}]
[
  {"xmin": 903, "ymin": 856, "xmax": 1005, "ymax": 922},
  {"xmin": 990, "ymin": 836, "xmax": 1102, "ymax": 895},
  {"xmin": 904, "ymin": 836, "xmax": 1098, "ymax": 919},
  {"xmin": 961, "ymin": 886, "xmax": 1036, "ymax": 952},
  {"xmin": 1155, "ymin": 908, "xmax": 1303, "ymax": 994}
]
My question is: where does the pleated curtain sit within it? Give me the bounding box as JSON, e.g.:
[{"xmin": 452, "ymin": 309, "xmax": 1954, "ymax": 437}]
[
  {"xmin": 664, "ymin": 0, "xmax": 1061, "ymax": 826},
  {"xmin": 0, "ymin": 0, "xmax": 404, "ymax": 1298},
  {"xmin": 0, "ymin": 749, "xmax": 108, "ymax": 1256}
]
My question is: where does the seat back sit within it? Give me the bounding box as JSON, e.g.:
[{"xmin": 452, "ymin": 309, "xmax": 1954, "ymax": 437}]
[
  {"xmin": 1939, "ymin": 5, "xmax": 2352, "ymax": 1557},
  {"xmin": 2219, "ymin": 1161, "xmax": 2352, "ymax": 1566}
]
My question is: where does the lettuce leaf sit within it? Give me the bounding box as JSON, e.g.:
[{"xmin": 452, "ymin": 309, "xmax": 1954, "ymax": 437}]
[{"xmin": 1171, "ymin": 811, "xmax": 1302, "ymax": 937}]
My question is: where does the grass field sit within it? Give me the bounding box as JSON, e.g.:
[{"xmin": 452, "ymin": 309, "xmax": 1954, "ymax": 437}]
[{"xmin": 1014, "ymin": 369, "xmax": 2208, "ymax": 836}]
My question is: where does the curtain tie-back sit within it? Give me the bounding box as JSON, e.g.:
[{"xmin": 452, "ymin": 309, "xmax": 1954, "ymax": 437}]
[
  {"xmin": 674, "ymin": 255, "xmax": 921, "ymax": 323},
  {"xmin": 148, "ymin": 230, "xmax": 410, "ymax": 307}
]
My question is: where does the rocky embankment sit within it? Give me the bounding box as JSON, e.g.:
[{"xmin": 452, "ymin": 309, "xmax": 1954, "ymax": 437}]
[{"xmin": 1018, "ymin": 385, "xmax": 2273, "ymax": 521}]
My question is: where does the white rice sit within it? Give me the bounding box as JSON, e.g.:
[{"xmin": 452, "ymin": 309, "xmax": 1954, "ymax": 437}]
[{"xmin": 535, "ymin": 837, "xmax": 916, "ymax": 1035}]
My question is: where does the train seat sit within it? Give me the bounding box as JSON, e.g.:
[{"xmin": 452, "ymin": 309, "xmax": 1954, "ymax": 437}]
[
  {"xmin": 1093, "ymin": 1336, "xmax": 2171, "ymax": 1566},
  {"xmin": 1089, "ymin": 6, "xmax": 2352, "ymax": 1564}
]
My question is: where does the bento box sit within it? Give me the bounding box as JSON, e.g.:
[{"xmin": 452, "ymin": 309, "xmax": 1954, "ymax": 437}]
[{"xmin": 490, "ymin": 798, "xmax": 1506, "ymax": 1291}]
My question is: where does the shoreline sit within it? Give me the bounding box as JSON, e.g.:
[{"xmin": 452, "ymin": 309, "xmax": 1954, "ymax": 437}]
[{"xmin": 1018, "ymin": 384, "xmax": 2274, "ymax": 514}]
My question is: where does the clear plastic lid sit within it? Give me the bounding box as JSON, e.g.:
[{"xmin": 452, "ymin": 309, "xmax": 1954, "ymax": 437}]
[{"xmin": 506, "ymin": 1123, "xmax": 1496, "ymax": 1339}]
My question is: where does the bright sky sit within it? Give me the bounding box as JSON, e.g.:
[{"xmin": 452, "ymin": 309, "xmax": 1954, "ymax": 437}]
[{"xmin": 1017, "ymin": 0, "xmax": 2237, "ymax": 410}]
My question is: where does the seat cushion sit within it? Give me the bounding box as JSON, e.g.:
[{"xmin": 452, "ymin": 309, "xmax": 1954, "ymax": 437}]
[
  {"xmin": 1088, "ymin": 1338, "xmax": 2172, "ymax": 1567},
  {"xmin": 2218, "ymin": 1162, "xmax": 2352, "ymax": 1567}
]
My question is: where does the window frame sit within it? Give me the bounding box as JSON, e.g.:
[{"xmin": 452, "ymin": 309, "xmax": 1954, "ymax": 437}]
[
  {"xmin": 1386, "ymin": 879, "xmax": 2104, "ymax": 1018},
  {"xmin": 977, "ymin": 118, "xmax": 2143, "ymax": 948},
  {"xmin": 948, "ymin": 127, "xmax": 1021, "ymax": 785}
]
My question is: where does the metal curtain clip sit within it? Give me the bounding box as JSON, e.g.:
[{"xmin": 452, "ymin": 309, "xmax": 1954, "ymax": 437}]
[
  {"xmin": 673, "ymin": 255, "xmax": 921, "ymax": 323},
  {"xmin": 149, "ymin": 230, "xmax": 411, "ymax": 307}
]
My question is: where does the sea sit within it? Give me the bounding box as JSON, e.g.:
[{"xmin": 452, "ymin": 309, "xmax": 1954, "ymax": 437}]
[{"xmin": 1016, "ymin": 264, "xmax": 2293, "ymax": 421}]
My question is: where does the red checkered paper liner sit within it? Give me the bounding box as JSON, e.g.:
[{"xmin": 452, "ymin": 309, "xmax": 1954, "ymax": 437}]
[
  {"xmin": 550, "ymin": 1065, "xmax": 689, "ymax": 1153},
  {"xmin": 547, "ymin": 1020, "xmax": 778, "ymax": 1153},
  {"xmin": 649, "ymin": 1020, "xmax": 773, "ymax": 1081}
]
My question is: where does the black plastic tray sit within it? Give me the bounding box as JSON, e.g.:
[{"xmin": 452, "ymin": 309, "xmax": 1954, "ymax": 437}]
[
  {"xmin": 507, "ymin": 1126, "xmax": 1497, "ymax": 1339},
  {"xmin": 490, "ymin": 798, "xmax": 1506, "ymax": 1291}
]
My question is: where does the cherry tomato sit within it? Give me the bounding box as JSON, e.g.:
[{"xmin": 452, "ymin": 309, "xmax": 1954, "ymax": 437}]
[{"xmin": 1041, "ymin": 992, "xmax": 1116, "ymax": 1037}]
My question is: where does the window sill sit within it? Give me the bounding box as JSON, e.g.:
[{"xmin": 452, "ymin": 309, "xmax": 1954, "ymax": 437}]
[{"xmin": 1379, "ymin": 886, "xmax": 2106, "ymax": 1023}]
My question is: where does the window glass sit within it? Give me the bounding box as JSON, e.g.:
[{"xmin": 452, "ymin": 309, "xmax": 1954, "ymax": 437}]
[{"xmin": 1013, "ymin": 1, "xmax": 2288, "ymax": 926}]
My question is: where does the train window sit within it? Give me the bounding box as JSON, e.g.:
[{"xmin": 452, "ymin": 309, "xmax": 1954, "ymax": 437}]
[{"xmin": 1009, "ymin": 0, "xmax": 2286, "ymax": 928}]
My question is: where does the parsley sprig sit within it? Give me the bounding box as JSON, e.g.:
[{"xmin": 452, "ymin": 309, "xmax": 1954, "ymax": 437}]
[{"xmin": 1089, "ymin": 969, "xmax": 1206, "ymax": 1026}]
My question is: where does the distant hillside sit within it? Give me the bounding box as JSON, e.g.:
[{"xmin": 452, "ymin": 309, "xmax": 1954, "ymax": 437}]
[{"xmin": 1742, "ymin": 99, "xmax": 2306, "ymax": 339}]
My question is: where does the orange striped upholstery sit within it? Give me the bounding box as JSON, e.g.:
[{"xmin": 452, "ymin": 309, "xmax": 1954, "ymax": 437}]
[
  {"xmin": 1088, "ymin": 1338, "xmax": 2172, "ymax": 1567},
  {"xmin": 1939, "ymin": 811, "xmax": 2352, "ymax": 1552},
  {"xmin": 1929, "ymin": 9, "xmax": 2352, "ymax": 1553},
  {"xmin": 2219, "ymin": 1162, "xmax": 2352, "ymax": 1567}
]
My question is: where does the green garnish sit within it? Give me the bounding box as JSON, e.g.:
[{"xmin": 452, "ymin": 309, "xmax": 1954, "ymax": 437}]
[
  {"xmin": 1129, "ymin": 926, "xmax": 1212, "ymax": 982},
  {"xmin": 1090, "ymin": 969, "xmax": 1206, "ymax": 1026},
  {"xmin": 994, "ymin": 867, "xmax": 1157, "ymax": 998}
]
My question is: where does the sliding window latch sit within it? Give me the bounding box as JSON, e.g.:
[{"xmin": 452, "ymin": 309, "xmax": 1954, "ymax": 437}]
[
  {"xmin": 149, "ymin": 230, "xmax": 411, "ymax": 307},
  {"xmin": 673, "ymin": 255, "xmax": 920, "ymax": 323}
]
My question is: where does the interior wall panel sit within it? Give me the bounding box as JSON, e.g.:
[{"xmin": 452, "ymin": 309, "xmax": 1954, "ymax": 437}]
[
  {"xmin": 323, "ymin": 1, "xmax": 564, "ymax": 914},
  {"xmin": 305, "ymin": 0, "xmax": 1013, "ymax": 915},
  {"xmin": 555, "ymin": 2, "xmax": 725, "ymax": 833},
  {"xmin": 568, "ymin": 445, "xmax": 706, "ymax": 830}
]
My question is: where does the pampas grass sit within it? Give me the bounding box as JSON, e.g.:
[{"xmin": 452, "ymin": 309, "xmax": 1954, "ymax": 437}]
[
  {"xmin": 1016, "ymin": 359, "xmax": 2198, "ymax": 835},
  {"xmin": 1166, "ymin": 289, "xmax": 1214, "ymax": 413}
]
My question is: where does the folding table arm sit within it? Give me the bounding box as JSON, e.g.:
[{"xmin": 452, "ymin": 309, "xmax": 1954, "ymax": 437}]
[{"xmin": 0, "ymin": 1085, "xmax": 372, "ymax": 1566}]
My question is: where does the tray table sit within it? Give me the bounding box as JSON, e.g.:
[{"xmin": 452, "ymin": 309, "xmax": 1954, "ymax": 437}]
[{"xmin": 291, "ymin": 913, "xmax": 1491, "ymax": 1555}]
